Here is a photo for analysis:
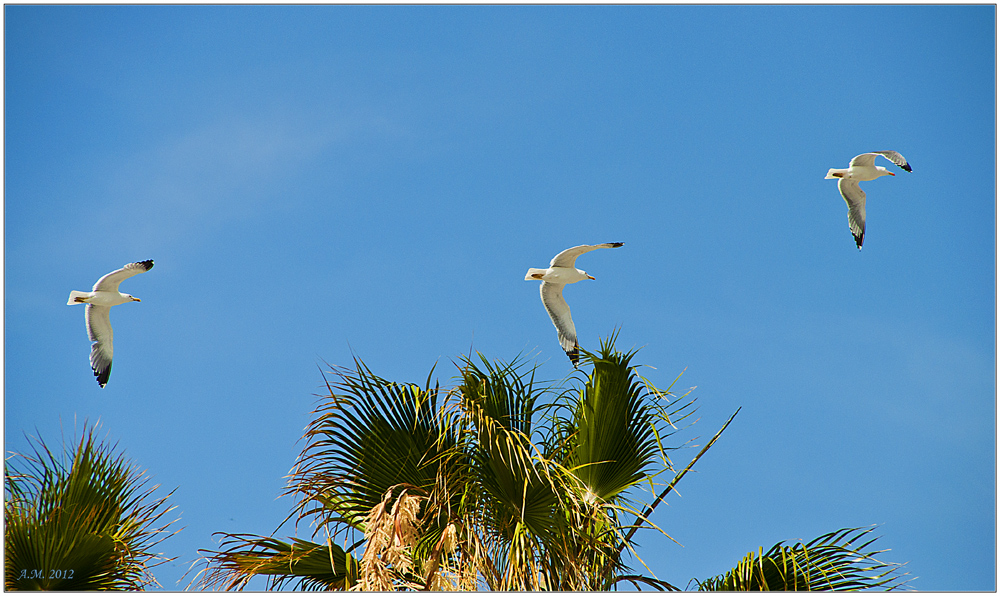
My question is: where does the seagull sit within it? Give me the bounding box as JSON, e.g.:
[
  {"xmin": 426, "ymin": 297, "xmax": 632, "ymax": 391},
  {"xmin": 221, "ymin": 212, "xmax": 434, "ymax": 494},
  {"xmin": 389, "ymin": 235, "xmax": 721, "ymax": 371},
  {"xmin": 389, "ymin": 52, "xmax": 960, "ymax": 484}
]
[
  {"xmin": 825, "ymin": 151, "xmax": 912, "ymax": 249},
  {"xmin": 67, "ymin": 260, "xmax": 154, "ymax": 387},
  {"xmin": 524, "ymin": 243, "xmax": 623, "ymax": 366}
]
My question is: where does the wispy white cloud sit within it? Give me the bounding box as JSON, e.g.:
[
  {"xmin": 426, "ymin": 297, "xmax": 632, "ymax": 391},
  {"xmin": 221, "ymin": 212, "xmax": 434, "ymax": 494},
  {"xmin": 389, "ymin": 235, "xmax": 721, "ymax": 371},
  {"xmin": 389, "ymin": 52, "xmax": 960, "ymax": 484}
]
[{"xmin": 93, "ymin": 106, "xmax": 399, "ymax": 251}]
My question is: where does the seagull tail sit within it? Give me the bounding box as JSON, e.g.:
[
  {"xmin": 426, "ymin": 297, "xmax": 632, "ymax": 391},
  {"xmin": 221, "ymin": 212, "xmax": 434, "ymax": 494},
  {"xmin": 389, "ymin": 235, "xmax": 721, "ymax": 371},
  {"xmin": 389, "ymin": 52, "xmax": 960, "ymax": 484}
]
[
  {"xmin": 68, "ymin": 291, "xmax": 90, "ymax": 305},
  {"xmin": 525, "ymin": 268, "xmax": 547, "ymax": 281},
  {"xmin": 825, "ymin": 168, "xmax": 846, "ymax": 179}
]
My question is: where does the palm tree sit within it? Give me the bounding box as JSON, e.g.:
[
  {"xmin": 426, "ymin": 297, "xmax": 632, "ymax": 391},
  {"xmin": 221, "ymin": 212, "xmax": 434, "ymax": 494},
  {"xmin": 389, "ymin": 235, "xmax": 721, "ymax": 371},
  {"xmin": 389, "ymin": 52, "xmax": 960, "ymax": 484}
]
[
  {"xmin": 198, "ymin": 335, "xmax": 907, "ymax": 590},
  {"xmin": 5, "ymin": 423, "xmax": 178, "ymax": 590}
]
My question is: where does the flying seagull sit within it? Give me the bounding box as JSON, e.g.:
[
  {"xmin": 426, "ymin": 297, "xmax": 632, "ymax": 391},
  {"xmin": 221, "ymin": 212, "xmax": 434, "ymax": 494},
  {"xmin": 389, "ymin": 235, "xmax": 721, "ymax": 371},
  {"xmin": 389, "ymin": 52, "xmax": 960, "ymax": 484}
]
[
  {"xmin": 825, "ymin": 151, "xmax": 912, "ymax": 249},
  {"xmin": 67, "ymin": 260, "xmax": 154, "ymax": 387},
  {"xmin": 524, "ymin": 243, "xmax": 623, "ymax": 366}
]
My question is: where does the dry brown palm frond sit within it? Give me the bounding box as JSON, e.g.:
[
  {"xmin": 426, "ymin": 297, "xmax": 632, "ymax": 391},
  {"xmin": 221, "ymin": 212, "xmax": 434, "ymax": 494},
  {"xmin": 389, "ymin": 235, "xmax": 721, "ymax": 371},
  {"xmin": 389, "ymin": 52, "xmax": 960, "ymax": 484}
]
[
  {"xmin": 352, "ymin": 487, "xmax": 426, "ymax": 591},
  {"xmin": 422, "ymin": 522, "xmax": 461, "ymax": 590}
]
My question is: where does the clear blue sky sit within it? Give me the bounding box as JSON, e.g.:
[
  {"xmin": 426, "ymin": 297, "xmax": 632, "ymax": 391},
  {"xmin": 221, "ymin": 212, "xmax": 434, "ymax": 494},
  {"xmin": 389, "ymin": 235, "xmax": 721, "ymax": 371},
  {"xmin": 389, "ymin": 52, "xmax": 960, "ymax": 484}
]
[{"xmin": 4, "ymin": 5, "xmax": 995, "ymax": 591}]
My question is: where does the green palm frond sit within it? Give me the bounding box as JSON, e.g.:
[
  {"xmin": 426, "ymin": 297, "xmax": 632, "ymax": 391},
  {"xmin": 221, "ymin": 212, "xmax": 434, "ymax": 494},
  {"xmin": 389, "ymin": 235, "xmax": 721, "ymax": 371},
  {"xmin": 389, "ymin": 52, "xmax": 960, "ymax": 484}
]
[
  {"xmin": 198, "ymin": 534, "xmax": 358, "ymax": 590},
  {"xmin": 5, "ymin": 425, "xmax": 177, "ymax": 590},
  {"xmin": 457, "ymin": 352, "xmax": 542, "ymax": 437},
  {"xmin": 567, "ymin": 336, "xmax": 663, "ymax": 502},
  {"xmin": 693, "ymin": 526, "xmax": 909, "ymax": 591},
  {"xmin": 199, "ymin": 357, "xmax": 467, "ymax": 591},
  {"xmin": 456, "ymin": 353, "xmax": 574, "ymax": 589},
  {"xmin": 291, "ymin": 357, "xmax": 456, "ymax": 531}
]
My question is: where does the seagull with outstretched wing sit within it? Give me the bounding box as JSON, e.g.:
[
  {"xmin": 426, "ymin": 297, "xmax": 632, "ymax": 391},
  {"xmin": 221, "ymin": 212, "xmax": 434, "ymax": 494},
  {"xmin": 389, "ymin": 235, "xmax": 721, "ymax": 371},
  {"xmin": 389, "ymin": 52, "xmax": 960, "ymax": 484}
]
[
  {"xmin": 524, "ymin": 243, "xmax": 623, "ymax": 366},
  {"xmin": 67, "ymin": 260, "xmax": 154, "ymax": 387},
  {"xmin": 825, "ymin": 151, "xmax": 912, "ymax": 249}
]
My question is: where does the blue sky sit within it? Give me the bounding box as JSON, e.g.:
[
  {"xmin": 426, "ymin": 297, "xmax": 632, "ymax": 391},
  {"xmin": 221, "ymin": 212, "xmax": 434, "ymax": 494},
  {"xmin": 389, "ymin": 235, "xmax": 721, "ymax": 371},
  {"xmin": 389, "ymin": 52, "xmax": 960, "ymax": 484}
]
[{"xmin": 4, "ymin": 5, "xmax": 995, "ymax": 591}]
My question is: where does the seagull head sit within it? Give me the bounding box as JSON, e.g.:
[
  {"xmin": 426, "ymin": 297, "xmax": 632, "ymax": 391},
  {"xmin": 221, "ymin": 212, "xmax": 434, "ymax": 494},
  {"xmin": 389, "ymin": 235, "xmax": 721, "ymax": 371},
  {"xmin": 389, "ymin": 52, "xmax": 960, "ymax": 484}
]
[
  {"xmin": 126, "ymin": 294, "xmax": 141, "ymax": 302},
  {"xmin": 877, "ymin": 166, "xmax": 895, "ymax": 177}
]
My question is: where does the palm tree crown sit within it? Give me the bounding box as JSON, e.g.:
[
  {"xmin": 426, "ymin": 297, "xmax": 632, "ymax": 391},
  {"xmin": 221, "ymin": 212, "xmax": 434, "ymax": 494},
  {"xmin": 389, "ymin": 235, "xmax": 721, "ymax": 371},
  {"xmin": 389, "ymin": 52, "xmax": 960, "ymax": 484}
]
[
  {"xmin": 5, "ymin": 424, "xmax": 178, "ymax": 590},
  {"xmin": 202, "ymin": 335, "xmax": 708, "ymax": 590},
  {"xmin": 199, "ymin": 335, "xmax": 907, "ymax": 591}
]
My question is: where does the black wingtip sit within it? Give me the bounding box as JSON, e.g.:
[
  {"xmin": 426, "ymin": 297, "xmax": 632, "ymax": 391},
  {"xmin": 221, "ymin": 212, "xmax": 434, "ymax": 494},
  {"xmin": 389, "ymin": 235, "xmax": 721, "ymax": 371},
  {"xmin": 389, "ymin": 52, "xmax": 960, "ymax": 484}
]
[
  {"xmin": 94, "ymin": 366, "xmax": 111, "ymax": 388},
  {"xmin": 851, "ymin": 228, "xmax": 865, "ymax": 249},
  {"xmin": 135, "ymin": 259, "xmax": 154, "ymax": 271},
  {"xmin": 901, "ymin": 164, "xmax": 912, "ymax": 172},
  {"xmin": 567, "ymin": 347, "xmax": 580, "ymax": 367},
  {"xmin": 610, "ymin": 242, "xmax": 624, "ymax": 248}
]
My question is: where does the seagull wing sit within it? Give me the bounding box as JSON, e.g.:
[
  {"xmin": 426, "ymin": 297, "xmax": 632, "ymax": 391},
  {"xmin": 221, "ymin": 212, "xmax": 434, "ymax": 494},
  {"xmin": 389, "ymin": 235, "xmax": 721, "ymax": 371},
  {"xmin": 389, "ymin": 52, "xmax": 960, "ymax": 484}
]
[
  {"xmin": 550, "ymin": 242, "xmax": 624, "ymax": 268},
  {"xmin": 540, "ymin": 282, "xmax": 579, "ymax": 366},
  {"xmin": 92, "ymin": 260, "xmax": 154, "ymax": 292},
  {"xmin": 838, "ymin": 178, "xmax": 867, "ymax": 249},
  {"xmin": 85, "ymin": 304, "xmax": 114, "ymax": 387},
  {"xmin": 848, "ymin": 153, "xmax": 879, "ymax": 168},
  {"xmin": 872, "ymin": 150, "xmax": 912, "ymax": 172}
]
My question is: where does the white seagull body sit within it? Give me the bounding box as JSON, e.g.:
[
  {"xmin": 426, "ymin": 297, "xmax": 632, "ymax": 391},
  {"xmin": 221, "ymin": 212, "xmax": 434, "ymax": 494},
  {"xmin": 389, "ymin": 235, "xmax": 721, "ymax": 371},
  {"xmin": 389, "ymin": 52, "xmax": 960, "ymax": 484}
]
[
  {"xmin": 67, "ymin": 260, "xmax": 154, "ymax": 387},
  {"xmin": 525, "ymin": 243, "xmax": 623, "ymax": 366},
  {"xmin": 825, "ymin": 151, "xmax": 912, "ymax": 249}
]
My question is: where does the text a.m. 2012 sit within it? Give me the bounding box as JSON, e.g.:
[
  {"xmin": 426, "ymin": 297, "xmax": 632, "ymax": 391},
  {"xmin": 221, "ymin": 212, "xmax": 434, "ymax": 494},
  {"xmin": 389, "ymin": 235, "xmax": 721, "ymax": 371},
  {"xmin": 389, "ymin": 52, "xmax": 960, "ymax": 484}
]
[{"xmin": 17, "ymin": 569, "xmax": 75, "ymax": 580}]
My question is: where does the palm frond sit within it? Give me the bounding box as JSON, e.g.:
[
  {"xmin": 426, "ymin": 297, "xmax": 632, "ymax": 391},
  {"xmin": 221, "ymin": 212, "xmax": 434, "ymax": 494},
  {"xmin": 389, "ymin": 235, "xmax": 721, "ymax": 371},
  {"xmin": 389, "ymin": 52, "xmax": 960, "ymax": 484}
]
[
  {"xmin": 614, "ymin": 573, "xmax": 682, "ymax": 590},
  {"xmin": 455, "ymin": 353, "xmax": 573, "ymax": 589},
  {"xmin": 198, "ymin": 534, "xmax": 358, "ymax": 590},
  {"xmin": 456, "ymin": 352, "xmax": 542, "ymax": 437},
  {"xmin": 693, "ymin": 526, "xmax": 909, "ymax": 591},
  {"xmin": 291, "ymin": 356, "xmax": 456, "ymax": 533},
  {"xmin": 567, "ymin": 337, "xmax": 663, "ymax": 502},
  {"xmin": 4, "ymin": 424, "xmax": 177, "ymax": 590}
]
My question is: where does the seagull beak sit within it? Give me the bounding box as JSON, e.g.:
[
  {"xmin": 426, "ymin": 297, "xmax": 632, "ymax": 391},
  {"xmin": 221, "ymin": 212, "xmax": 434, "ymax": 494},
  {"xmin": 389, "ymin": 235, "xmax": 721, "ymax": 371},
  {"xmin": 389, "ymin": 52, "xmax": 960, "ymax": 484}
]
[
  {"xmin": 587, "ymin": 274, "xmax": 596, "ymax": 280},
  {"xmin": 887, "ymin": 172, "xmax": 895, "ymax": 176},
  {"xmin": 132, "ymin": 297, "xmax": 141, "ymax": 302}
]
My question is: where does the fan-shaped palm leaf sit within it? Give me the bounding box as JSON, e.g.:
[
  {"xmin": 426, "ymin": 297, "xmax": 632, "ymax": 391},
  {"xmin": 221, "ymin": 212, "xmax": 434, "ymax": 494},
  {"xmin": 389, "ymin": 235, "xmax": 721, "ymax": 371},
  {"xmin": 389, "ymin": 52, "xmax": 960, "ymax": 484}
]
[
  {"xmin": 455, "ymin": 354, "xmax": 576, "ymax": 589},
  {"xmin": 566, "ymin": 336, "xmax": 664, "ymax": 502},
  {"xmin": 693, "ymin": 526, "xmax": 909, "ymax": 591},
  {"xmin": 4, "ymin": 424, "xmax": 177, "ymax": 590},
  {"xmin": 198, "ymin": 534, "xmax": 358, "ymax": 590},
  {"xmin": 293, "ymin": 357, "xmax": 457, "ymax": 531}
]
